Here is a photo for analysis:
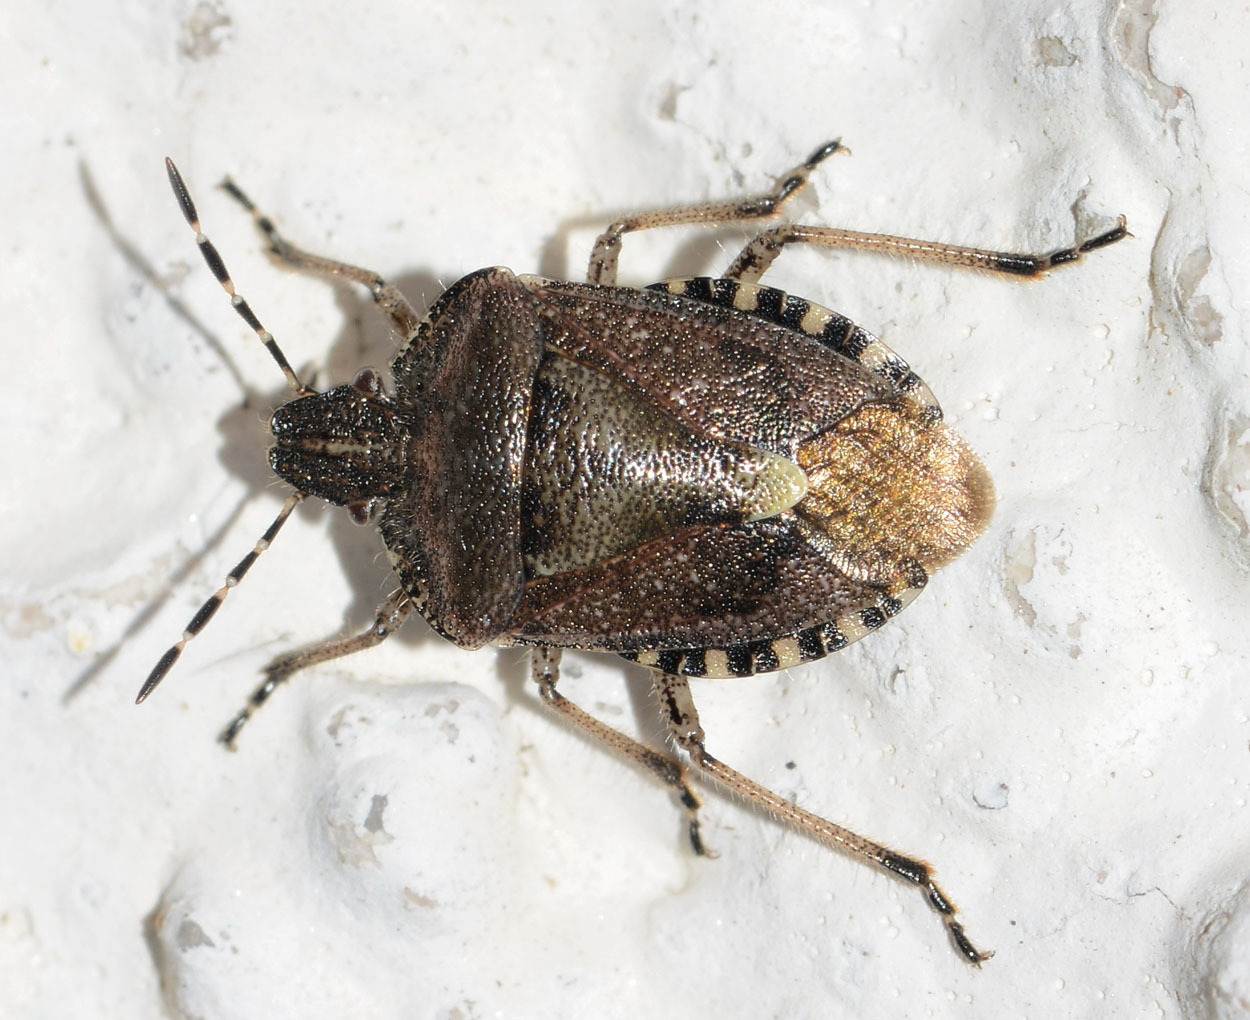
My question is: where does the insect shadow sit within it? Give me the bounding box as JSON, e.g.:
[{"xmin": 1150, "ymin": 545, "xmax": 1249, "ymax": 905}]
[{"xmin": 66, "ymin": 161, "xmax": 256, "ymax": 703}]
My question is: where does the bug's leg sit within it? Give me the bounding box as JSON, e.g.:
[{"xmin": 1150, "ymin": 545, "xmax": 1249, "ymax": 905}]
[
  {"xmin": 220, "ymin": 589, "xmax": 414, "ymax": 748},
  {"xmin": 588, "ymin": 140, "xmax": 845, "ymax": 286},
  {"xmin": 531, "ymin": 647, "xmax": 710, "ymax": 855},
  {"xmin": 724, "ymin": 216, "xmax": 1129, "ymax": 284},
  {"xmin": 218, "ymin": 177, "xmax": 424, "ymax": 342},
  {"xmin": 651, "ymin": 670, "xmax": 993, "ymax": 966}
]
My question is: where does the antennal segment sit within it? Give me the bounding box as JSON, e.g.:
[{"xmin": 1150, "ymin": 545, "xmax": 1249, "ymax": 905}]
[
  {"xmin": 136, "ymin": 492, "xmax": 305, "ymax": 704},
  {"xmin": 164, "ymin": 158, "xmax": 311, "ymax": 397}
]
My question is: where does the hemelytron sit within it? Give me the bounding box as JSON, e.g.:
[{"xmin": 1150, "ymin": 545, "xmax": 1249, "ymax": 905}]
[{"xmin": 139, "ymin": 140, "xmax": 1126, "ymax": 963}]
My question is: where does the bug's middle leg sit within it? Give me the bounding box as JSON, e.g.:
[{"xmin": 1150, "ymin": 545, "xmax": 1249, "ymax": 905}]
[
  {"xmin": 587, "ymin": 140, "xmax": 844, "ymax": 287},
  {"xmin": 220, "ymin": 589, "xmax": 414, "ymax": 748},
  {"xmin": 651, "ymin": 669, "xmax": 993, "ymax": 966},
  {"xmin": 530, "ymin": 647, "xmax": 709, "ymax": 855}
]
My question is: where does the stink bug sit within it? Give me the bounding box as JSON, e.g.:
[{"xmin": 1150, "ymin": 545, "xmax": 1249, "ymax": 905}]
[{"xmin": 139, "ymin": 141, "xmax": 1127, "ymax": 964}]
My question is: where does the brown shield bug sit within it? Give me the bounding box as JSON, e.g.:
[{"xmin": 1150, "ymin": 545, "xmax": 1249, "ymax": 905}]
[{"xmin": 139, "ymin": 141, "xmax": 1126, "ymax": 964}]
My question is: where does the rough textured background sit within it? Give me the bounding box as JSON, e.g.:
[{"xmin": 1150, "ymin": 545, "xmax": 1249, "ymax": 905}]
[{"xmin": 3, "ymin": 1, "xmax": 1248, "ymax": 1017}]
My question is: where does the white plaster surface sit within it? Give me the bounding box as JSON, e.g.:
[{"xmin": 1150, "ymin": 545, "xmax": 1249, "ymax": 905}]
[{"xmin": 3, "ymin": 2, "xmax": 1249, "ymax": 1017}]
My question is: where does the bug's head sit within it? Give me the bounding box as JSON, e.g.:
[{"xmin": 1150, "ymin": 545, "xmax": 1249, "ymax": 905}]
[{"xmin": 268, "ymin": 368, "xmax": 406, "ymax": 522}]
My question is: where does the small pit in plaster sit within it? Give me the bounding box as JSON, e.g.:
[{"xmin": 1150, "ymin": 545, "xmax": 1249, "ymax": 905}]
[
  {"xmin": 1145, "ymin": 231, "xmax": 1223, "ymax": 352},
  {"xmin": 1176, "ymin": 246, "xmax": 1223, "ymax": 348},
  {"xmin": 1182, "ymin": 881, "xmax": 1250, "ymax": 1019},
  {"xmin": 972, "ymin": 780, "xmax": 1010, "ymax": 811},
  {"xmin": 1001, "ymin": 526, "xmax": 1085, "ymax": 659},
  {"xmin": 403, "ymin": 888, "xmax": 439, "ymax": 910},
  {"xmin": 1036, "ymin": 35, "xmax": 1077, "ymax": 67},
  {"xmin": 179, "ymin": 2, "xmax": 232, "ymax": 60},
  {"xmin": 1206, "ymin": 414, "xmax": 1250, "ymax": 543},
  {"xmin": 175, "ymin": 918, "xmax": 215, "ymax": 951},
  {"xmin": 326, "ymin": 704, "xmax": 374, "ymax": 742},
  {"xmin": 328, "ymin": 793, "xmax": 394, "ymax": 868},
  {"xmin": 1003, "ymin": 527, "xmax": 1039, "ymax": 628},
  {"xmin": 2, "ymin": 601, "xmax": 55, "ymax": 640},
  {"xmin": 424, "ymin": 697, "xmax": 462, "ymax": 743},
  {"xmin": 363, "ymin": 793, "xmax": 389, "ymax": 834}
]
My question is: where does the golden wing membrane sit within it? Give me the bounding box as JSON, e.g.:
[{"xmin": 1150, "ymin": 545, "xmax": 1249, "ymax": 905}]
[{"xmin": 795, "ymin": 398, "xmax": 996, "ymax": 591}]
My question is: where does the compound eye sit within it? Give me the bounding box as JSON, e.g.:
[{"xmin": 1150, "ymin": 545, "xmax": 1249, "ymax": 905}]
[
  {"xmin": 351, "ymin": 367, "xmax": 383, "ymax": 395},
  {"xmin": 346, "ymin": 499, "xmax": 377, "ymax": 526}
]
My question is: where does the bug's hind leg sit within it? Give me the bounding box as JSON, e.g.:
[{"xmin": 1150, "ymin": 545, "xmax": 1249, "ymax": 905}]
[
  {"xmin": 587, "ymin": 140, "xmax": 844, "ymax": 286},
  {"xmin": 530, "ymin": 647, "xmax": 710, "ymax": 855},
  {"xmin": 219, "ymin": 177, "xmax": 424, "ymax": 342},
  {"xmin": 724, "ymin": 216, "xmax": 1129, "ymax": 284},
  {"xmin": 651, "ymin": 669, "xmax": 993, "ymax": 966},
  {"xmin": 220, "ymin": 590, "xmax": 414, "ymax": 748}
]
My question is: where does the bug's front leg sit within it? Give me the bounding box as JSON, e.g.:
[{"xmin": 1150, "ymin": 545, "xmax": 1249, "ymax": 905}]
[
  {"xmin": 530, "ymin": 647, "xmax": 709, "ymax": 855},
  {"xmin": 651, "ymin": 669, "xmax": 993, "ymax": 966},
  {"xmin": 217, "ymin": 176, "xmax": 425, "ymax": 343}
]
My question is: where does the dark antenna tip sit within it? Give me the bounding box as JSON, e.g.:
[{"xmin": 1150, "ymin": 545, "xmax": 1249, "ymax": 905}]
[
  {"xmin": 136, "ymin": 644, "xmax": 181, "ymax": 704},
  {"xmin": 165, "ymin": 158, "xmax": 200, "ymax": 228}
]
